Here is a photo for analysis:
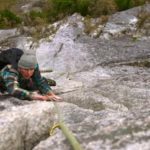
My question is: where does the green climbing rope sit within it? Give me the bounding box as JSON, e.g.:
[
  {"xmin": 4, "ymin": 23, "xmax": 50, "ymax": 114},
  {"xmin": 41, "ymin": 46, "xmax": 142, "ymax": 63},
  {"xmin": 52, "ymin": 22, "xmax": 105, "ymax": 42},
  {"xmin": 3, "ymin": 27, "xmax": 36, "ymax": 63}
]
[{"xmin": 49, "ymin": 102, "xmax": 84, "ymax": 150}]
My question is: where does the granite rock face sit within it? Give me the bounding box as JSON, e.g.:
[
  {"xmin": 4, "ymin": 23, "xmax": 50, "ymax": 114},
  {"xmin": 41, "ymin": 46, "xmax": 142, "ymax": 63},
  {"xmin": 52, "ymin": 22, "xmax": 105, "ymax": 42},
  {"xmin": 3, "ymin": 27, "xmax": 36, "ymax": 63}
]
[
  {"xmin": 0, "ymin": 101, "xmax": 56, "ymax": 150},
  {"xmin": 0, "ymin": 4, "xmax": 150, "ymax": 150}
]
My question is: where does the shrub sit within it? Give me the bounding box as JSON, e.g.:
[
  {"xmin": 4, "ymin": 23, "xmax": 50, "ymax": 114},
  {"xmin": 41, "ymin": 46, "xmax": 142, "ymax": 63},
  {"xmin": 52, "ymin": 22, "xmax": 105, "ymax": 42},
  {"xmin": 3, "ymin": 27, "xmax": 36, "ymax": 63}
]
[
  {"xmin": 76, "ymin": 0, "xmax": 90, "ymax": 16},
  {"xmin": 30, "ymin": 11, "xmax": 47, "ymax": 24},
  {"xmin": 52, "ymin": 0, "xmax": 75, "ymax": 14},
  {"xmin": 0, "ymin": 9, "xmax": 21, "ymax": 28},
  {"xmin": 88, "ymin": 0, "xmax": 117, "ymax": 17},
  {"xmin": 115, "ymin": 0, "xmax": 146, "ymax": 11},
  {"xmin": 0, "ymin": 0, "xmax": 148, "ymax": 30},
  {"xmin": 115, "ymin": 0, "xmax": 132, "ymax": 10},
  {"xmin": 47, "ymin": 0, "xmax": 90, "ymax": 18}
]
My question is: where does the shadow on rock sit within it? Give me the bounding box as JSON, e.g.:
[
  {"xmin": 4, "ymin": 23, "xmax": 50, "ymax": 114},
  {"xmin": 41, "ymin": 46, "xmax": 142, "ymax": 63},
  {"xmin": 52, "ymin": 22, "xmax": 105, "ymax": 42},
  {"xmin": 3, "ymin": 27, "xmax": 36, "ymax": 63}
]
[{"xmin": 0, "ymin": 95, "xmax": 31, "ymax": 111}]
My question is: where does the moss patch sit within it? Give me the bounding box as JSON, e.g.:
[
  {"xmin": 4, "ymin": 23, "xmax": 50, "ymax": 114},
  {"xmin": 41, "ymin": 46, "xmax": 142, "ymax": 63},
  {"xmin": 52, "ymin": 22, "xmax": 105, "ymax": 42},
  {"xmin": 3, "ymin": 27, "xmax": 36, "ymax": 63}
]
[{"xmin": 125, "ymin": 60, "xmax": 150, "ymax": 68}]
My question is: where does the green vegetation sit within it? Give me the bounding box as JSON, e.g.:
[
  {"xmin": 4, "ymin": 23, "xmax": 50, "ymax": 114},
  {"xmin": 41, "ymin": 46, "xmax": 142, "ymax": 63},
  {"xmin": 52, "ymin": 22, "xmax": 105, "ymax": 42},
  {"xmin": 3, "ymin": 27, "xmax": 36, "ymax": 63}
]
[
  {"xmin": 125, "ymin": 59, "xmax": 150, "ymax": 68},
  {"xmin": 115, "ymin": 0, "xmax": 145, "ymax": 10},
  {"xmin": 24, "ymin": 11, "xmax": 47, "ymax": 26},
  {"xmin": 0, "ymin": 0, "xmax": 148, "ymax": 29},
  {"xmin": 45, "ymin": 0, "xmax": 90, "ymax": 23},
  {"xmin": 0, "ymin": 9, "xmax": 21, "ymax": 28},
  {"xmin": 115, "ymin": 0, "xmax": 132, "ymax": 10},
  {"xmin": 52, "ymin": 103, "xmax": 84, "ymax": 150}
]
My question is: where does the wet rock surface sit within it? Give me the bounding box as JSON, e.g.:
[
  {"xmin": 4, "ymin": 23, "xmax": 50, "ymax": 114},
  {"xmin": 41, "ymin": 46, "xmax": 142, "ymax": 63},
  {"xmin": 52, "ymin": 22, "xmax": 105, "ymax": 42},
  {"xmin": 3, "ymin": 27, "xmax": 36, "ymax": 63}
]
[{"xmin": 0, "ymin": 4, "xmax": 150, "ymax": 150}]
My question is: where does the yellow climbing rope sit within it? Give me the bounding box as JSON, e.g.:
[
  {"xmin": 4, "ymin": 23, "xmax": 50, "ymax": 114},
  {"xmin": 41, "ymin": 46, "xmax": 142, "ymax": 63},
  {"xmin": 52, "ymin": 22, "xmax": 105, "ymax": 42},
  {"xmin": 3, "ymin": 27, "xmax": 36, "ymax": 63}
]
[{"xmin": 49, "ymin": 123, "xmax": 60, "ymax": 136}]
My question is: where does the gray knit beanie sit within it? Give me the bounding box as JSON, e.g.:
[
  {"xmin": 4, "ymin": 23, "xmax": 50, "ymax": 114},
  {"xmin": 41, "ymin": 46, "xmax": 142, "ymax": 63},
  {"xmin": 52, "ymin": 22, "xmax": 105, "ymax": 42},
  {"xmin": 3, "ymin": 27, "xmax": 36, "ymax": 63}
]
[{"xmin": 18, "ymin": 54, "xmax": 37, "ymax": 69}]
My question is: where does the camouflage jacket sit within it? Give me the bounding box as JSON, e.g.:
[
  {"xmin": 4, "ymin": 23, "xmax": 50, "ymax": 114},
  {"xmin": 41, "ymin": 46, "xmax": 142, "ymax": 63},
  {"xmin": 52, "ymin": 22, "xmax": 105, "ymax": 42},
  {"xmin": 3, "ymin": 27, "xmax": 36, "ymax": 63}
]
[{"xmin": 0, "ymin": 64, "xmax": 52, "ymax": 100}]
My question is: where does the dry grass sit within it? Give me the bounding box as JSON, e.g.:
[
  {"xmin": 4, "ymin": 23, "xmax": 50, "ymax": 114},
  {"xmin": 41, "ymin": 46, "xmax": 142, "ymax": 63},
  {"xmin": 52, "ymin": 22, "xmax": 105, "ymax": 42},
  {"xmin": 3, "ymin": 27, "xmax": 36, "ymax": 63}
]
[
  {"xmin": 0, "ymin": 0, "xmax": 17, "ymax": 11},
  {"xmin": 136, "ymin": 11, "xmax": 150, "ymax": 36},
  {"xmin": 131, "ymin": 0, "xmax": 146, "ymax": 7},
  {"xmin": 0, "ymin": 0, "xmax": 148, "ymax": 34},
  {"xmin": 84, "ymin": 15, "xmax": 108, "ymax": 35},
  {"xmin": 88, "ymin": 0, "xmax": 117, "ymax": 17},
  {"xmin": 137, "ymin": 11, "xmax": 150, "ymax": 28}
]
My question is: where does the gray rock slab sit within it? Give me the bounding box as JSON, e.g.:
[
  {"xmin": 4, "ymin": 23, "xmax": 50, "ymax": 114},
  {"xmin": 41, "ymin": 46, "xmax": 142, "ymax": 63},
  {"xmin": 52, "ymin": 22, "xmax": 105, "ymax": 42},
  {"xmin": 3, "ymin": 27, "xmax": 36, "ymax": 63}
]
[
  {"xmin": 101, "ymin": 4, "xmax": 150, "ymax": 39},
  {"xmin": 0, "ymin": 102, "xmax": 56, "ymax": 150},
  {"xmin": 0, "ymin": 4, "xmax": 150, "ymax": 150},
  {"xmin": 0, "ymin": 29, "xmax": 19, "ymax": 45}
]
